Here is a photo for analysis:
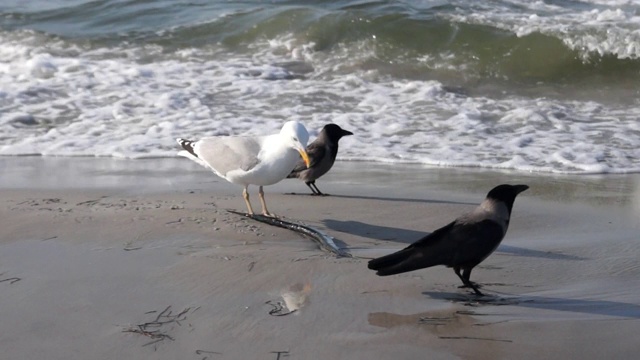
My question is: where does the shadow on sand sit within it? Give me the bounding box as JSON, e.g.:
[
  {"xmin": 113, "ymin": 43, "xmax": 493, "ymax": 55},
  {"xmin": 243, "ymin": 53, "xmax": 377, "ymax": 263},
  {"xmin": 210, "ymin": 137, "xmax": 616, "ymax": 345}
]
[
  {"xmin": 323, "ymin": 219, "xmax": 426, "ymax": 244},
  {"xmin": 323, "ymin": 219, "xmax": 587, "ymax": 261},
  {"xmin": 423, "ymin": 291, "xmax": 640, "ymax": 319},
  {"xmin": 286, "ymin": 192, "xmax": 476, "ymax": 206}
]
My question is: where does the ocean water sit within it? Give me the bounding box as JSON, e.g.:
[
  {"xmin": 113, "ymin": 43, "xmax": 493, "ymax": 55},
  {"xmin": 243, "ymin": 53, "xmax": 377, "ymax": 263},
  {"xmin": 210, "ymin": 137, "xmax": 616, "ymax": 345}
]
[{"xmin": 1, "ymin": 0, "xmax": 640, "ymax": 174}]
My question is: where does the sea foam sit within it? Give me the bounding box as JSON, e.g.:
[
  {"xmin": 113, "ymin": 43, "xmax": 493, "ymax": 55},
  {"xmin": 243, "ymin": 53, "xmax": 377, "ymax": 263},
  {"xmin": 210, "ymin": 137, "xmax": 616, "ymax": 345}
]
[
  {"xmin": 1, "ymin": 6, "xmax": 640, "ymax": 174},
  {"xmin": 446, "ymin": 0, "xmax": 640, "ymax": 60}
]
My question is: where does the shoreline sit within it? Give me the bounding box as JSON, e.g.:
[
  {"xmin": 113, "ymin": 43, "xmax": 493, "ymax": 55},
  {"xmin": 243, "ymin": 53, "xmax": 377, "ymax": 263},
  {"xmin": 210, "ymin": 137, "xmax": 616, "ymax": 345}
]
[
  {"xmin": 2, "ymin": 156, "xmax": 639, "ymax": 205},
  {"xmin": 1, "ymin": 157, "xmax": 639, "ymax": 359}
]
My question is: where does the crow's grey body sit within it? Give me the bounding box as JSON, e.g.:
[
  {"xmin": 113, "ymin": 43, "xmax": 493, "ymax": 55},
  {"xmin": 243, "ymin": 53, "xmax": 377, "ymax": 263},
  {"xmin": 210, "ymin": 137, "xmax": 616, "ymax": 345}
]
[
  {"xmin": 287, "ymin": 124, "xmax": 353, "ymax": 195},
  {"xmin": 368, "ymin": 184, "xmax": 529, "ymax": 295}
]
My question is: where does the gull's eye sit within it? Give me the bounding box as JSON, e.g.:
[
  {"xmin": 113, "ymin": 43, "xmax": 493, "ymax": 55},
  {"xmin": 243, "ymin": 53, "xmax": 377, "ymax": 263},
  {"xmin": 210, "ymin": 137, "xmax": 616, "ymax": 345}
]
[{"xmin": 292, "ymin": 136, "xmax": 298, "ymax": 142}]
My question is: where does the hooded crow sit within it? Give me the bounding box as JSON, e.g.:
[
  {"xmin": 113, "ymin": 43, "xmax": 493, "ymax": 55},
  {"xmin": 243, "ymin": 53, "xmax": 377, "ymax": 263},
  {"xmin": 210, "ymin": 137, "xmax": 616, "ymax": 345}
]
[
  {"xmin": 287, "ymin": 124, "xmax": 353, "ymax": 196},
  {"xmin": 368, "ymin": 184, "xmax": 529, "ymax": 296}
]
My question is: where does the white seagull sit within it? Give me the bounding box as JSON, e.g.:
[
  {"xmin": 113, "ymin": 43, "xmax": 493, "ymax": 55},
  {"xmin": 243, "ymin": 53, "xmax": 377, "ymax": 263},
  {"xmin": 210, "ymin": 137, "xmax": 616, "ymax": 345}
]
[{"xmin": 177, "ymin": 121, "xmax": 311, "ymax": 216}]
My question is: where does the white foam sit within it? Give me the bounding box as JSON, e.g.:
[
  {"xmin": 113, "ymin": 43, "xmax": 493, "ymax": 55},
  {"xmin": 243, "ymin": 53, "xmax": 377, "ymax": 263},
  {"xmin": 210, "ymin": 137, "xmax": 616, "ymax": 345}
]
[
  {"xmin": 1, "ymin": 30, "xmax": 640, "ymax": 174},
  {"xmin": 445, "ymin": 0, "xmax": 640, "ymax": 60}
]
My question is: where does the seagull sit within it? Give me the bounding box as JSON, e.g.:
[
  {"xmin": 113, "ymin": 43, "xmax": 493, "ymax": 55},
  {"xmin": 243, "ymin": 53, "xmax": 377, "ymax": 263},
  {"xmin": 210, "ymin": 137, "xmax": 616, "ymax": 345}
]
[
  {"xmin": 287, "ymin": 124, "xmax": 353, "ymax": 195},
  {"xmin": 367, "ymin": 184, "xmax": 529, "ymax": 296},
  {"xmin": 176, "ymin": 121, "xmax": 311, "ymax": 216}
]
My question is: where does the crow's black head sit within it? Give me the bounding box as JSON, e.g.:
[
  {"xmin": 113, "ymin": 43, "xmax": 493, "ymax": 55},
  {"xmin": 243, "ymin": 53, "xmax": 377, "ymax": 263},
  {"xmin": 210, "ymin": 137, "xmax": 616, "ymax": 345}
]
[
  {"xmin": 322, "ymin": 124, "xmax": 353, "ymax": 142},
  {"xmin": 486, "ymin": 184, "xmax": 529, "ymax": 213}
]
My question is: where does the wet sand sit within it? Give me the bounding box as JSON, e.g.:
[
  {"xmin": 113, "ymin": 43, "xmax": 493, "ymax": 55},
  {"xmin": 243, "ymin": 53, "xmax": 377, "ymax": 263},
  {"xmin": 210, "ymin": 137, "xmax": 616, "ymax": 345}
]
[{"xmin": 1, "ymin": 157, "xmax": 639, "ymax": 359}]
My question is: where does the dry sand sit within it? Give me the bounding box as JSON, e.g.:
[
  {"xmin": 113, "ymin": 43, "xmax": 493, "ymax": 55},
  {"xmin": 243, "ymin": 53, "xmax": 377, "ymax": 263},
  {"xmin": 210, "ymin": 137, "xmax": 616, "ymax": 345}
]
[{"xmin": 1, "ymin": 157, "xmax": 639, "ymax": 359}]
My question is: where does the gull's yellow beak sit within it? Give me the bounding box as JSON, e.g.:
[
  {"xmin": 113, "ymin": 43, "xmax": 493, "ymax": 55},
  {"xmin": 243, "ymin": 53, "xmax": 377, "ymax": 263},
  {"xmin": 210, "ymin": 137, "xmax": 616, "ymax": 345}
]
[{"xmin": 298, "ymin": 149, "xmax": 311, "ymax": 168}]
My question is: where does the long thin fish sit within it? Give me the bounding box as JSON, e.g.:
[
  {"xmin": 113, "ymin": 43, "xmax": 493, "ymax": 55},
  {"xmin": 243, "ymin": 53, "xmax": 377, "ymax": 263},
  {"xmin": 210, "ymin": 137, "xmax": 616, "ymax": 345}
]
[{"xmin": 227, "ymin": 210, "xmax": 351, "ymax": 258}]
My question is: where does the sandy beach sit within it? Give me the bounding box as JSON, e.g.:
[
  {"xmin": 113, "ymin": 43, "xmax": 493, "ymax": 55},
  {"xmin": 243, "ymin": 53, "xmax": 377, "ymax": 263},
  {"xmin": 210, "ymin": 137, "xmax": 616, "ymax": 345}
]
[{"xmin": 1, "ymin": 157, "xmax": 639, "ymax": 359}]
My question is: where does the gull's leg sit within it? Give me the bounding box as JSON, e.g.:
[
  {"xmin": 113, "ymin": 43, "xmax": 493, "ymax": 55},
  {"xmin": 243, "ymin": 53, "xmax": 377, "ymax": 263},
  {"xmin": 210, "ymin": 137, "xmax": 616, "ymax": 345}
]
[
  {"xmin": 258, "ymin": 186, "xmax": 272, "ymax": 216},
  {"xmin": 242, "ymin": 185, "xmax": 254, "ymax": 215}
]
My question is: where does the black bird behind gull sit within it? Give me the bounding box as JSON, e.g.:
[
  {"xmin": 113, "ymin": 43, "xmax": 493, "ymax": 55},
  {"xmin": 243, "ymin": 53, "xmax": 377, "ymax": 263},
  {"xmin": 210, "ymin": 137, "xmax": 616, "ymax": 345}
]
[{"xmin": 287, "ymin": 123, "xmax": 353, "ymax": 195}]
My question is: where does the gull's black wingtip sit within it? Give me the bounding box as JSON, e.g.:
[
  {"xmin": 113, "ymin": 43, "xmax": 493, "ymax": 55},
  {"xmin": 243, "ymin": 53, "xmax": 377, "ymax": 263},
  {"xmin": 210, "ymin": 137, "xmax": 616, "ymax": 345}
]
[{"xmin": 177, "ymin": 138, "xmax": 198, "ymax": 158}]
